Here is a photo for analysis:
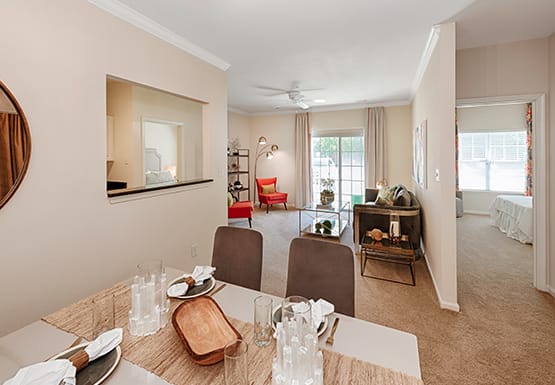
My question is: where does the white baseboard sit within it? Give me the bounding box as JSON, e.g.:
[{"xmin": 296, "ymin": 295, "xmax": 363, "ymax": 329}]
[
  {"xmin": 549, "ymin": 286, "xmax": 555, "ymax": 298},
  {"xmin": 422, "ymin": 250, "xmax": 460, "ymax": 312},
  {"xmin": 463, "ymin": 210, "xmax": 489, "ymax": 216}
]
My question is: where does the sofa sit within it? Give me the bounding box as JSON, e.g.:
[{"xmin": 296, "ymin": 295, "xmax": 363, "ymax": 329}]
[{"xmin": 353, "ymin": 186, "xmax": 422, "ymax": 258}]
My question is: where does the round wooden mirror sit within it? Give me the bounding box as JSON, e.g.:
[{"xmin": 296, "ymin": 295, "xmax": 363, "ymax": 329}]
[{"xmin": 0, "ymin": 81, "xmax": 31, "ymax": 209}]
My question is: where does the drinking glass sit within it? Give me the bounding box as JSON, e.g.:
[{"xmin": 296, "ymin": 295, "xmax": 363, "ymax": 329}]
[
  {"xmin": 281, "ymin": 296, "xmax": 311, "ymax": 323},
  {"xmin": 224, "ymin": 339, "xmax": 248, "ymax": 385},
  {"xmin": 254, "ymin": 296, "xmax": 272, "ymax": 347},
  {"xmin": 92, "ymin": 294, "xmax": 115, "ymax": 339}
]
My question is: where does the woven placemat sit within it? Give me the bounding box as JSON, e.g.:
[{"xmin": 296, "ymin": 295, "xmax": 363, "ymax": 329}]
[{"xmin": 42, "ymin": 284, "xmax": 423, "ymax": 385}]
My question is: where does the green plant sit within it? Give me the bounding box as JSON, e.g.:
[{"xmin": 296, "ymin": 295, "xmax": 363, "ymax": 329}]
[{"xmin": 320, "ymin": 178, "xmax": 335, "ymax": 193}]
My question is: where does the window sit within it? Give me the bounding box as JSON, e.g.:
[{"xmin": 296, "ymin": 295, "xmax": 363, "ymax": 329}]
[
  {"xmin": 458, "ymin": 131, "xmax": 527, "ymax": 192},
  {"xmin": 311, "ymin": 134, "xmax": 364, "ymax": 206}
]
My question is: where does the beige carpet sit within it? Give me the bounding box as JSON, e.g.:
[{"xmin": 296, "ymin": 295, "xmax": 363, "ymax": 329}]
[{"xmin": 229, "ymin": 209, "xmax": 555, "ymax": 384}]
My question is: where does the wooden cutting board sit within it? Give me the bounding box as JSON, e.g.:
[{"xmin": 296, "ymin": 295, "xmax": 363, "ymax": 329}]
[{"xmin": 172, "ymin": 296, "xmax": 242, "ymax": 365}]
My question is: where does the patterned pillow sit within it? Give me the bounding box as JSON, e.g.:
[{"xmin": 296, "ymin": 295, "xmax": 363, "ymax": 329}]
[
  {"xmin": 375, "ymin": 186, "xmax": 395, "ymax": 206},
  {"xmin": 227, "ymin": 192, "xmax": 234, "ymax": 207},
  {"xmin": 261, "ymin": 184, "xmax": 275, "ymax": 194}
]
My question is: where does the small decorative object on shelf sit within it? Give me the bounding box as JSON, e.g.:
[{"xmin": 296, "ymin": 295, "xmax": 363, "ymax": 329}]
[
  {"xmin": 369, "ymin": 228, "xmax": 383, "ymax": 241},
  {"xmin": 229, "ymin": 137, "xmax": 241, "ymax": 155},
  {"xmin": 389, "ymin": 213, "xmax": 401, "ymax": 244},
  {"xmin": 233, "ymin": 180, "xmax": 243, "ymax": 190},
  {"xmin": 320, "ymin": 177, "xmax": 335, "ymax": 205}
]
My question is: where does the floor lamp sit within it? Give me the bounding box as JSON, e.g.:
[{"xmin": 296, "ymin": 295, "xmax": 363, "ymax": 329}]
[{"xmin": 253, "ymin": 136, "xmax": 279, "ymax": 203}]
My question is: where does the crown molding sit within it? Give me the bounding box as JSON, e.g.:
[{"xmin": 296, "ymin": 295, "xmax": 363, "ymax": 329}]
[
  {"xmin": 227, "ymin": 107, "xmax": 250, "ymax": 116},
  {"xmin": 235, "ymin": 99, "xmax": 411, "ymax": 117},
  {"xmin": 88, "ymin": 0, "xmax": 230, "ymax": 71},
  {"xmin": 410, "ymin": 25, "xmax": 440, "ymax": 101}
]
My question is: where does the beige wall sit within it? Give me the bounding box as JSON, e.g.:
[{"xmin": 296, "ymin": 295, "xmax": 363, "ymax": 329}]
[
  {"xmin": 230, "ymin": 107, "xmax": 413, "ymax": 206},
  {"xmin": 457, "ymin": 38, "xmax": 549, "ymax": 99},
  {"xmin": 385, "ymin": 105, "xmax": 412, "ymax": 187},
  {"xmin": 412, "ymin": 23, "xmax": 458, "ymax": 309},
  {"xmin": 0, "ymin": 0, "xmax": 227, "ymax": 335}
]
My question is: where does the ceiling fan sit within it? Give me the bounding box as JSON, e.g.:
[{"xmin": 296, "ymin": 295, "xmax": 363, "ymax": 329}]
[{"xmin": 257, "ymin": 84, "xmax": 323, "ymax": 110}]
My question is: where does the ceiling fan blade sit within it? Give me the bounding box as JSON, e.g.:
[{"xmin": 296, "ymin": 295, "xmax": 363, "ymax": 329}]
[
  {"xmin": 296, "ymin": 88, "xmax": 324, "ymax": 93},
  {"xmin": 256, "ymin": 85, "xmax": 289, "ymax": 93},
  {"xmin": 261, "ymin": 91, "xmax": 289, "ymax": 97}
]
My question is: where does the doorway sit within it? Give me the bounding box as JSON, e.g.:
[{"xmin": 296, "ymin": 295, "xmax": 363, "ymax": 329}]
[{"xmin": 456, "ymin": 94, "xmax": 548, "ymax": 292}]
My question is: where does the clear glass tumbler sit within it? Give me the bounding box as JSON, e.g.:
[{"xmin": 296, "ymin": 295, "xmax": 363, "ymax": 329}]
[
  {"xmin": 224, "ymin": 339, "xmax": 248, "ymax": 385},
  {"xmin": 92, "ymin": 294, "xmax": 115, "ymax": 339},
  {"xmin": 281, "ymin": 295, "xmax": 312, "ymax": 336},
  {"xmin": 254, "ymin": 296, "xmax": 273, "ymax": 347}
]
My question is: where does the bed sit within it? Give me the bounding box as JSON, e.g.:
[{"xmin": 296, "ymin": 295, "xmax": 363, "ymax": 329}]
[{"xmin": 490, "ymin": 195, "xmax": 533, "ymax": 244}]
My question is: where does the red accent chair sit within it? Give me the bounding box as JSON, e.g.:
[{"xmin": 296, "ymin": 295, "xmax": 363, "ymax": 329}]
[
  {"xmin": 256, "ymin": 177, "xmax": 288, "ymax": 213},
  {"xmin": 228, "ymin": 200, "xmax": 254, "ymax": 227}
]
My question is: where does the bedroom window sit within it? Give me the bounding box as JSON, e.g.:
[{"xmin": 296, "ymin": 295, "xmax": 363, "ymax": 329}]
[{"xmin": 458, "ymin": 131, "xmax": 527, "ymax": 192}]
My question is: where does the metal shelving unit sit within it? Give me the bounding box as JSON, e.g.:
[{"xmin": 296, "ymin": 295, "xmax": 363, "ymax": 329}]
[{"xmin": 227, "ymin": 148, "xmax": 250, "ymax": 201}]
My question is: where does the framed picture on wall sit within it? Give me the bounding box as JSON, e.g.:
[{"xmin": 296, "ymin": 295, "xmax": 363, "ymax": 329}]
[{"xmin": 412, "ymin": 120, "xmax": 427, "ymax": 188}]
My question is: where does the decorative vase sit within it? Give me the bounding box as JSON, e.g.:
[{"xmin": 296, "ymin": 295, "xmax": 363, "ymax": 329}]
[{"xmin": 320, "ymin": 191, "xmax": 334, "ymax": 205}]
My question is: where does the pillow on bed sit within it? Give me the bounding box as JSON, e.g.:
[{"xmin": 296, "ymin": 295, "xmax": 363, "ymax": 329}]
[{"xmin": 145, "ymin": 170, "xmax": 175, "ymax": 185}]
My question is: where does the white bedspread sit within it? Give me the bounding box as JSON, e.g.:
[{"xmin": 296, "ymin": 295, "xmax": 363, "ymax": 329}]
[{"xmin": 490, "ymin": 195, "xmax": 533, "ymax": 244}]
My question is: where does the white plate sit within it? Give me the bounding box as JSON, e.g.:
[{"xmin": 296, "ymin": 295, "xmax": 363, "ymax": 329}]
[
  {"xmin": 271, "ymin": 305, "xmax": 329, "ymax": 337},
  {"xmin": 166, "ymin": 275, "xmax": 216, "ymax": 299},
  {"xmin": 49, "ymin": 342, "xmax": 121, "ymax": 385}
]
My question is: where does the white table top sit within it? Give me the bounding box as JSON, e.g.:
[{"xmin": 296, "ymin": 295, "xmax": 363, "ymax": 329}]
[{"xmin": 0, "ymin": 268, "xmax": 421, "ymax": 384}]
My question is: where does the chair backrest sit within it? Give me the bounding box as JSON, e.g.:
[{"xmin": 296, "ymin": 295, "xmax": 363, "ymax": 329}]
[
  {"xmin": 211, "ymin": 226, "xmax": 263, "ymax": 291},
  {"xmin": 286, "ymin": 238, "xmax": 355, "ymax": 316},
  {"xmin": 256, "ymin": 177, "xmax": 277, "ymax": 195}
]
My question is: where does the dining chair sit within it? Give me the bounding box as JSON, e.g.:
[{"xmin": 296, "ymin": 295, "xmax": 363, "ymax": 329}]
[
  {"xmin": 211, "ymin": 226, "xmax": 263, "ymax": 291},
  {"xmin": 286, "ymin": 237, "xmax": 355, "ymax": 316}
]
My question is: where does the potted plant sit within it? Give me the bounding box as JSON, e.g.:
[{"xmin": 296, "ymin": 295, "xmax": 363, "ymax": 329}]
[{"xmin": 320, "ymin": 177, "xmax": 335, "ymax": 205}]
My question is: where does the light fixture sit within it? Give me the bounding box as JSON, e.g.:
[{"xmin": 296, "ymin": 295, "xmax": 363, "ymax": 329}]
[{"xmin": 254, "ymin": 137, "xmax": 279, "ymax": 202}]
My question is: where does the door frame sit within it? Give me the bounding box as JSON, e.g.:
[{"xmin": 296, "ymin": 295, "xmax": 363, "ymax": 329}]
[{"xmin": 456, "ymin": 94, "xmax": 549, "ymax": 292}]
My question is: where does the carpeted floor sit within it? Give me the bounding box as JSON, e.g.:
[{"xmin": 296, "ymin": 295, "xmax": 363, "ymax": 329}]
[{"xmin": 229, "ymin": 208, "xmax": 555, "ymax": 384}]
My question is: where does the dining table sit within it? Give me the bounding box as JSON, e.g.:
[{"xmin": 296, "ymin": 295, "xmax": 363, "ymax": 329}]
[{"xmin": 0, "ymin": 267, "xmax": 422, "ymax": 384}]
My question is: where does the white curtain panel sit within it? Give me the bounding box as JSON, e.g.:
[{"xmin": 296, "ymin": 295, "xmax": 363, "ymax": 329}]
[
  {"xmin": 295, "ymin": 112, "xmax": 312, "ymax": 207},
  {"xmin": 364, "ymin": 107, "xmax": 387, "ymax": 188}
]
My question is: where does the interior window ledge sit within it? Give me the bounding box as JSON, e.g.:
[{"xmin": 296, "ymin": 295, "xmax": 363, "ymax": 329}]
[{"xmin": 108, "ymin": 178, "xmax": 214, "ymax": 203}]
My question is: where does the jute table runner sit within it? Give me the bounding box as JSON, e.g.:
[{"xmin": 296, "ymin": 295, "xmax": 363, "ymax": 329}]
[{"xmin": 43, "ymin": 283, "xmax": 423, "ymax": 385}]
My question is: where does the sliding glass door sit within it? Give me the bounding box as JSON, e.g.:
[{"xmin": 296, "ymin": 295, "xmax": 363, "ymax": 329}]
[{"xmin": 311, "ymin": 134, "xmax": 364, "ymax": 207}]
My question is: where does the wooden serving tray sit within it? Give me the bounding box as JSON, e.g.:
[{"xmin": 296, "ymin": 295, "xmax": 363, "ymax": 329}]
[{"xmin": 172, "ymin": 296, "xmax": 242, "ymax": 365}]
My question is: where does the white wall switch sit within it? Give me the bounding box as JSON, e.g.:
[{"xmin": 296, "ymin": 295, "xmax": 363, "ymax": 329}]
[
  {"xmin": 435, "ymin": 169, "xmax": 440, "ymax": 182},
  {"xmin": 191, "ymin": 243, "xmax": 198, "ymax": 258}
]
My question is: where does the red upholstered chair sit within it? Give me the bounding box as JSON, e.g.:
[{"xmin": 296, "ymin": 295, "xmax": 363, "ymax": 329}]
[
  {"xmin": 256, "ymin": 177, "xmax": 288, "ymax": 213},
  {"xmin": 228, "ymin": 200, "xmax": 254, "ymax": 227}
]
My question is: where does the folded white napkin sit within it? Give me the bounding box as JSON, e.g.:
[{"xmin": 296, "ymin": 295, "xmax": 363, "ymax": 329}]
[
  {"xmin": 309, "ymin": 299, "xmax": 334, "ymax": 329},
  {"xmin": 3, "ymin": 328, "xmax": 123, "ymax": 385},
  {"xmin": 167, "ymin": 266, "xmax": 215, "ymax": 296},
  {"xmin": 3, "ymin": 359, "xmax": 75, "ymax": 385},
  {"xmin": 85, "ymin": 328, "xmax": 122, "ymax": 361}
]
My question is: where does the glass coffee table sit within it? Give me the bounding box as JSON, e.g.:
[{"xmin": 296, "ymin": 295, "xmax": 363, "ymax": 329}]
[{"xmin": 298, "ymin": 201, "xmax": 350, "ymax": 238}]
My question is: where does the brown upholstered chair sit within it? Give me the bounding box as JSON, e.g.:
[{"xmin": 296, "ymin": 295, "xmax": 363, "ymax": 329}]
[
  {"xmin": 286, "ymin": 238, "xmax": 355, "ymax": 316},
  {"xmin": 211, "ymin": 226, "xmax": 263, "ymax": 291}
]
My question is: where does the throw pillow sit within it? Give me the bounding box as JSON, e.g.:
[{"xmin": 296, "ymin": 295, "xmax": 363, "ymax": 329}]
[
  {"xmin": 375, "ymin": 186, "xmax": 395, "ymax": 206},
  {"xmin": 261, "ymin": 184, "xmax": 275, "ymax": 194},
  {"xmin": 227, "ymin": 192, "xmax": 234, "ymax": 207},
  {"xmin": 394, "ymin": 188, "xmax": 411, "ymax": 206}
]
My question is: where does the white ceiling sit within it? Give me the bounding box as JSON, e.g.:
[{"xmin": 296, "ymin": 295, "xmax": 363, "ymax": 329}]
[{"xmin": 97, "ymin": 0, "xmax": 555, "ymax": 114}]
